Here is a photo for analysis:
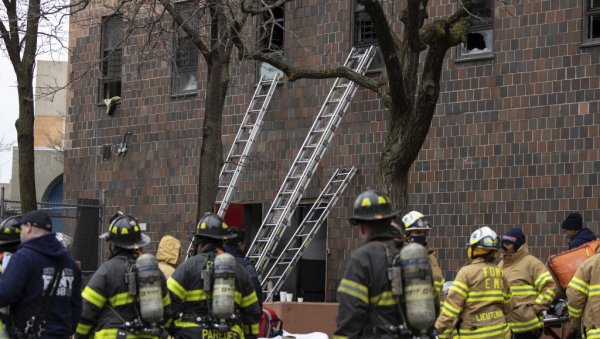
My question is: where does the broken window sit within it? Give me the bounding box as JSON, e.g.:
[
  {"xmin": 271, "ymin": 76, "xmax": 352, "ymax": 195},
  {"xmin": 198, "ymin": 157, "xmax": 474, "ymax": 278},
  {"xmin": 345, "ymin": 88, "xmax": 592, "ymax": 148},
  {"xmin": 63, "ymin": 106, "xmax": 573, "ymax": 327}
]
[
  {"xmin": 172, "ymin": 1, "xmax": 199, "ymax": 94},
  {"xmin": 460, "ymin": 0, "xmax": 494, "ymax": 57},
  {"xmin": 353, "ymin": 1, "xmax": 383, "ymax": 71},
  {"xmin": 586, "ymin": 0, "xmax": 600, "ymax": 41},
  {"xmin": 100, "ymin": 16, "xmax": 123, "ymax": 102},
  {"xmin": 259, "ymin": 2, "xmax": 285, "ymax": 53}
]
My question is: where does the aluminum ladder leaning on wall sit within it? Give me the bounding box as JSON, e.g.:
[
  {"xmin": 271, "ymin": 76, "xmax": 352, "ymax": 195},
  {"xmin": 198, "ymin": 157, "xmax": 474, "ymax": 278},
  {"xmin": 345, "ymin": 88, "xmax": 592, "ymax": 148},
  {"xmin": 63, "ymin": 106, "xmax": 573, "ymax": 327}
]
[
  {"xmin": 261, "ymin": 166, "xmax": 358, "ymax": 301},
  {"xmin": 246, "ymin": 46, "xmax": 376, "ymax": 275},
  {"xmin": 185, "ymin": 74, "xmax": 280, "ymax": 259}
]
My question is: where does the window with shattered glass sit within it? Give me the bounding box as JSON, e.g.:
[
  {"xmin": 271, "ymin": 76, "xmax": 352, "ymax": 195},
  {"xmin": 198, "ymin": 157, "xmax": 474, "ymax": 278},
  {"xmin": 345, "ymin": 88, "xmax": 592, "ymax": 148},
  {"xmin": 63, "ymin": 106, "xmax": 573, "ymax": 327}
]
[
  {"xmin": 100, "ymin": 16, "xmax": 123, "ymax": 102},
  {"xmin": 353, "ymin": 1, "xmax": 383, "ymax": 72},
  {"xmin": 172, "ymin": 1, "xmax": 199, "ymax": 95},
  {"xmin": 459, "ymin": 1, "xmax": 494, "ymax": 58}
]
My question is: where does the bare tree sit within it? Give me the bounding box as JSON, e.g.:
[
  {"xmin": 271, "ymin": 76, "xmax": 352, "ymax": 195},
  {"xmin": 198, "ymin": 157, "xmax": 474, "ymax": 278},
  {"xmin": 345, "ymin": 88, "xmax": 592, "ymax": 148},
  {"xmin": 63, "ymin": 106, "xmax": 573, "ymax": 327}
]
[
  {"xmin": 250, "ymin": 0, "xmax": 485, "ymax": 212},
  {"xmin": 0, "ymin": 0, "xmax": 86, "ymax": 212}
]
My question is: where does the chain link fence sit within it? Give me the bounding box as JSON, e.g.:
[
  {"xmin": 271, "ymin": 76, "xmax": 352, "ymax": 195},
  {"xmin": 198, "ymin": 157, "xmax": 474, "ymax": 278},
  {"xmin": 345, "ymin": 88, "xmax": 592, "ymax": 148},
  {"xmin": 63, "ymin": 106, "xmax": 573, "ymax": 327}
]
[{"xmin": 0, "ymin": 193, "xmax": 104, "ymax": 279}]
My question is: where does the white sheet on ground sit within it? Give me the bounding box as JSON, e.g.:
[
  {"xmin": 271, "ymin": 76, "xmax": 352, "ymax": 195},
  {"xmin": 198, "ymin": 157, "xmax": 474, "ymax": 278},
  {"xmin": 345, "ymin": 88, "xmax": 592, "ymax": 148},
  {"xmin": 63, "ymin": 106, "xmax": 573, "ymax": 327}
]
[{"xmin": 260, "ymin": 330, "xmax": 329, "ymax": 339}]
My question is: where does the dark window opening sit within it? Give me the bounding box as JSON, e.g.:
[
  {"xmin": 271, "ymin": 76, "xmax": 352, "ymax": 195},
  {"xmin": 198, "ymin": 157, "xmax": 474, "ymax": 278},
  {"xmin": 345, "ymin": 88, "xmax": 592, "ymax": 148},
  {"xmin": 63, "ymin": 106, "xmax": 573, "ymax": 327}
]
[
  {"xmin": 100, "ymin": 16, "xmax": 123, "ymax": 101},
  {"xmin": 586, "ymin": 1, "xmax": 600, "ymax": 40},
  {"xmin": 353, "ymin": 2, "xmax": 383, "ymax": 71},
  {"xmin": 460, "ymin": 0, "xmax": 493, "ymax": 57},
  {"xmin": 259, "ymin": 3, "xmax": 284, "ymax": 53},
  {"xmin": 173, "ymin": 1, "xmax": 199, "ymax": 94}
]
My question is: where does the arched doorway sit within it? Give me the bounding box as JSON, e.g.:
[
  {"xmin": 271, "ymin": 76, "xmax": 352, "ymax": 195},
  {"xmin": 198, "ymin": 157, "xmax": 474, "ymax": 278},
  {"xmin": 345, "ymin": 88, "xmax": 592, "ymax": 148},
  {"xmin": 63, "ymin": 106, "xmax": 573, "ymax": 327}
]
[{"xmin": 42, "ymin": 174, "xmax": 63, "ymax": 232}]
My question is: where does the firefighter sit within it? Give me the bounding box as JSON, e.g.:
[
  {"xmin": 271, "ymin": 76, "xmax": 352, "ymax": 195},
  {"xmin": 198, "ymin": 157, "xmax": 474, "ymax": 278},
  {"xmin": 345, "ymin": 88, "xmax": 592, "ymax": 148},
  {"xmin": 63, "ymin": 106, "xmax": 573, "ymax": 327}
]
[
  {"xmin": 401, "ymin": 211, "xmax": 445, "ymax": 300},
  {"xmin": 566, "ymin": 245, "xmax": 600, "ymax": 338},
  {"xmin": 499, "ymin": 228, "xmax": 555, "ymax": 338},
  {"xmin": 0, "ymin": 215, "xmax": 21, "ymax": 338},
  {"xmin": 167, "ymin": 213, "xmax": 261, "ymax": 339},
  {"xmin": 435, "ymin": 226, "xmax": 512, "ymax": 339},
  {"xmin": 76, "ymin": 212, "xmax": 172, "ymax": 338},
  {"xmin": 335, "ymin": 189, "xmax": 437, "ymax": 338}
]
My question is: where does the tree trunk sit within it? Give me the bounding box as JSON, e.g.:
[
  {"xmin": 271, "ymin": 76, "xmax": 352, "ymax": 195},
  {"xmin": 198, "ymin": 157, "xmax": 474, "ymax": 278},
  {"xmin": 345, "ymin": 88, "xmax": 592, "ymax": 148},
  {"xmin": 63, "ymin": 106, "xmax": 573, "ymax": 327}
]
[
  {"xmin": 15, "ymin": 74, "xmax": 37, "ymax": 213},
  {"xmin": 196, "ymin": 57, "xmax": 228, "ymax": 220}
]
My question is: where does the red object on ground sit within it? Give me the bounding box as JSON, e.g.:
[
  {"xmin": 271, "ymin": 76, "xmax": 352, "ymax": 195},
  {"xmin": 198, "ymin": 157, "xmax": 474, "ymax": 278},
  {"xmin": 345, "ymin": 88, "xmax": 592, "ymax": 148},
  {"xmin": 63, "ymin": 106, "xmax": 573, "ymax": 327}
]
[{"xmin": 258, "ymin": 306, "xmax": 284, "ymax": 338}]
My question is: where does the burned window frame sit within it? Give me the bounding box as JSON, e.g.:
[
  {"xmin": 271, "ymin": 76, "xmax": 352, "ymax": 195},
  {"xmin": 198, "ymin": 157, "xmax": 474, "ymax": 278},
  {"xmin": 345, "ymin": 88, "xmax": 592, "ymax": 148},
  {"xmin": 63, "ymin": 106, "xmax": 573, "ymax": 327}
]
[
  {"xmin": 172, "ymin": 1, "xmax": 200, "ymax": 95},
  {"xmin": 584, "ymin": 0, "xmax": 600, "ymax": 43},
  {"xmin": 352, "ymin": 1, "xmax": 383, "ymax": 72},
  {"xmin": 99, "ymin": 16, "xmax": 123, "ymax": 103},
  {"xmin": 457, "ymin": 0, "xmax": 494, "ymax": 61},
  {"xmin": 258, "ymin": 2, "xmax": 285, "ymax": 53}
]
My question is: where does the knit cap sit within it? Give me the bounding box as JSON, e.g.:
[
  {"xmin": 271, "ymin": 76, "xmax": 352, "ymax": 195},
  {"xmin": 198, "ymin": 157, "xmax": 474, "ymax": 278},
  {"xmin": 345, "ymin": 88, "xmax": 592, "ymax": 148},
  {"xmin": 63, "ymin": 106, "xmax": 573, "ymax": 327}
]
[
  {"xmin": 561, "ymin": 212, "xmax": 583, "ymax": 231},
  {"xmin": 501, "ymin": 228, "xmax": 526, "ymax": 249}
]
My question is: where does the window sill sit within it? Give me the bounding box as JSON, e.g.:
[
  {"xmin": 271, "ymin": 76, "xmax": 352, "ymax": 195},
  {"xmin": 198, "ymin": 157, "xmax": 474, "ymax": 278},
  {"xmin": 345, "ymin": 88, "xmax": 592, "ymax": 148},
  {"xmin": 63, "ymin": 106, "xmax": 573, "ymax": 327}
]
[
  {"xmin": 170, "ymin": 91, "xmax": 197, "ymax": 99},
  {"xmin": 579, "ymin": 40, "xmax": 600, "ymax": 49},
  {"xmin": 454, "ymin": 52, "xmax": 494, "ymax": 63}
]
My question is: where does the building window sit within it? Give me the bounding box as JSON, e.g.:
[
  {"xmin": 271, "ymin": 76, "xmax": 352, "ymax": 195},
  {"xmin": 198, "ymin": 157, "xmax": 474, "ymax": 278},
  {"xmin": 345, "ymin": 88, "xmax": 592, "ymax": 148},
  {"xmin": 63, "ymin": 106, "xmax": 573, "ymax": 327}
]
[
  {"xmin": 353, "ymin": 2, "xmax": 383, "ymax": 71},
  {"xmin": 259, "ymin": 2, "xmax": 284, "ymax": 53},
  {"xmin": 173, "ymin": 2, "xmax": 199, "ymax": 94},
  {"xmin": 586, "ymin": 0, "xmax": 600, "ymax": 41},
  {"xmin": 459, "ymin": 1, "xmax": 493, "ymax": 58},
  {"xmin": 100, "ymin": 16, "xmax": 123, "ymax": 101}
]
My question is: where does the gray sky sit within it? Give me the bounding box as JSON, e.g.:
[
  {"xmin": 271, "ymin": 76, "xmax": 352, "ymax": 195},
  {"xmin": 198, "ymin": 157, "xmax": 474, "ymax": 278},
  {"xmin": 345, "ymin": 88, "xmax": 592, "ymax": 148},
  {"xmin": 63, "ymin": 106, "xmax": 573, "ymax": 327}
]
[{"xmin": 0, "ymin": 58, "xmax": 18, "ymax": 183}]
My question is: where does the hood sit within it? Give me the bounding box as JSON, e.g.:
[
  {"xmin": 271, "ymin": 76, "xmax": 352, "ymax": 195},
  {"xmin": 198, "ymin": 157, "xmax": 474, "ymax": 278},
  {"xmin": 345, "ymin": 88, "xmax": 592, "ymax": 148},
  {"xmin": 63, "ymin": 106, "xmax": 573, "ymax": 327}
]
[
  {"xmin": 156, "ymin": 235, "xmax": 181, "ymax": 265},
  {"xmin": 19, "ymin": 233, "xmax": 68, "ymax": 260},
  {"xmin": 573, "ymin": 227, "xmax": 597, "ymax": 241},
  {"xmin": 223, "ymin": 243, "xmax": 243, "ymax": 258},
  {"xmin": 502, "ymin": 243, "xmax": 529, "ymax": 265}
]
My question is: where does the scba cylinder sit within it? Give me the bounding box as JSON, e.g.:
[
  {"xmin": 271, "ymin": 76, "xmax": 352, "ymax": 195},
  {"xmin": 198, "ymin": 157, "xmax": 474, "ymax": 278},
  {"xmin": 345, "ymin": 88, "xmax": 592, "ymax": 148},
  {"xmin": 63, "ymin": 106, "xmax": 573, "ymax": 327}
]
[
  {"xmin": 136, "ymin": 254, "xmax": 164, "ymax": 324},
  {"xmin": 212, "ymin": 252, "xmax": 236, "ymax": 320},
  {"xmin": 400, "ymin": 242, "xmax": 436, "ymax": 332}
]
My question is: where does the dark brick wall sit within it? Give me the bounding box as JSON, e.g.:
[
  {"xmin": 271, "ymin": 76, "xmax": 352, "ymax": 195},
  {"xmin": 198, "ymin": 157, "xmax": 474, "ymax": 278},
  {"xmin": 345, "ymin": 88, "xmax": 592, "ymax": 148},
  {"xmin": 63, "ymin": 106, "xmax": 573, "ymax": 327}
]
[{"xmin": 66, "ymin": 1, "xmax": 600, "ymax": 301}]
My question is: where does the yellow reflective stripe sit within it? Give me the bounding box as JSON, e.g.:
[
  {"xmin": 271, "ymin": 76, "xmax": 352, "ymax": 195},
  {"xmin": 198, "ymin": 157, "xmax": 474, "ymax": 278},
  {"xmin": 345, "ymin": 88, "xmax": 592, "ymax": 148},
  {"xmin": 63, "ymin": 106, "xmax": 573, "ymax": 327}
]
[
  {"xmin": 534, "ymin": 272, "xmax": 552, "ymax": 291},
  {"xmin": 338, "ymin": 278, "xmax": 369, "ymax": 304},
  {"xmin": 82, "ymin": 286, "xmax": 107, "ymax": 308},
  {"xmin": 454, "ymin": 322, "xmax": 508, "ymax": 338},
  {"xmin": 466, "ymin": 290, "xmax": 505, "ymax": 302},
  {"xmin": 511, "ymin": 285, "xmax": 536, "ymax": 296},
  {"xmin": 173, "ymin": 318, "xmax": 200, "ymax": 328},
  {"xmin": 76, "ymin": 323, "xmax": 92, "ymax": 335},
  {"xmin": 186, "ymin": 289, "xmax": 207, "ymax": 301},
  {"xmin": 588, "ymin": 286, "xmax": 600, "ymax": 296},
  {"xmin": 251, "ymin": 323, "xmax": 259, "ymax": 335},
  {"xmin": 235, "ymin": 291, "xmax": 242, "ymax": 304},
  {"xmin": 93, "ymin": 328, "xmax": 158, "ymax": 338},
  {"xmin": 451, "ymin": 280, "xmax": 469, "ymax": 296},
  {"xmin": 568, "ymin": 304, "xmax": 582, "ymax": 317},
  {"xmin": 508, "ymin": 316, "xmax": 543, "ymax": 333},
  {"xmin": 167, "ymin": 277, "xmax": 187, "ymax": 300},
  {"xmin": 162, "ymin": 293, "xmax": 171, "ymax": 306},
  {"xmin": 369, "ymin": 291, "xmax": 397, "ymax": 306},
  {"xmin": 241, "ymin": 291, "xmax": 258, "ymax": 307},
  {"xmin": 442, "ymin": 302, "xmax": 461, "ymax": 318},
  {"xmin": 587, "ymin": 328, "xmax": 600, "ymax": 339},
  {"xmin": 332, "ymin": 336, "xmax": 348, "ymax": 339},
  {"xmin": 569, "ymin": 277, "xmax": 590, "ymax": 295},
  {"xmin": 109, "ymin": 292, "xmax": 135, "ymax": 306},
  {"xmin": 536, "ymin": 289, "xmax": 556, "ymax": 303}
]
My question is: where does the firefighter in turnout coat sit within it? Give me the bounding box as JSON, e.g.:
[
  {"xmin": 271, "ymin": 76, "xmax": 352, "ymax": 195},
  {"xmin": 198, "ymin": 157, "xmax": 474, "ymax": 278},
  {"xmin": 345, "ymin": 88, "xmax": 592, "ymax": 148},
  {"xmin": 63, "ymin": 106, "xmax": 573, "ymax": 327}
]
[
  {"xmin": 435, "ymin": 226, "xmax": 512, "ymax": 339},
  {"xmin": 167, "ymin": 213, "xmax": 261, "ymax": 339},
  {"xmin": 401, "ymin": 211, "xmax": 445, "ymax": 301},
  {"xmin": 499, "ymin": 228, "xmax": 555, "ymax": 338},
  {"xmin": 334, "ymin": 189, "xmax": 409, "ymax": 339},
  {"xmin": 566, "ymin": 246, "xmax": 600, "ymax": 338},
  {"xmin": 76, "ymin": 212, "xmax": 172, "ymax": 338}
]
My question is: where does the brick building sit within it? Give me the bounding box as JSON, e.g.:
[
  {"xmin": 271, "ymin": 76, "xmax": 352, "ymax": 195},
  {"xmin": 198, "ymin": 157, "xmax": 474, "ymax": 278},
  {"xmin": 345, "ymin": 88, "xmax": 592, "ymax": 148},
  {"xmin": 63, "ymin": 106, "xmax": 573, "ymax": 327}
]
[{"xmin": 66, "ymin": 0, "xmax": 600, "ymax": 301}]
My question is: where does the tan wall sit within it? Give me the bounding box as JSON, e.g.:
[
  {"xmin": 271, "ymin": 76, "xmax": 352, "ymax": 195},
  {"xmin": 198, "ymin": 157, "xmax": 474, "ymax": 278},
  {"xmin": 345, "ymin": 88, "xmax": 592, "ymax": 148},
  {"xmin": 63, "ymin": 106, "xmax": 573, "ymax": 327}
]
[{"xmin": 34, "ymin": 116, "xmax": 64, "ymax": 148}]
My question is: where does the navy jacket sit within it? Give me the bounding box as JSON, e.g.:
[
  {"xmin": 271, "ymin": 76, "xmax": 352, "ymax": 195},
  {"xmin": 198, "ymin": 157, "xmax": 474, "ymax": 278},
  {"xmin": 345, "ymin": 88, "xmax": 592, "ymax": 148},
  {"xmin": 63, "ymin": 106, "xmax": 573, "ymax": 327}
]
[
  {"xmin": 568, "ymin": 227, "xmax": 598, "ymax": 250},
  {"xmin": 224, "ymin": 244, "xmax": 263, "ymax": 308},
  {"xmin": 0, "ymin": 233, "xmax": 82, "ymax": 338}
]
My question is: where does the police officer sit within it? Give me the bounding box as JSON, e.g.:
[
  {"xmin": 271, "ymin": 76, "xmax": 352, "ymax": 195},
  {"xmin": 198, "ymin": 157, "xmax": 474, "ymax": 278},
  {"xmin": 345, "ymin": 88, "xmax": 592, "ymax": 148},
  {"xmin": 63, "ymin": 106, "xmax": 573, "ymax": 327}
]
[
  {"xmin": 167, "ymin": 213, "xmax": 261, "ymax": 339},
  {"xmin": 435, "ymin": 226, "xmax": 512, "ymax": 339},
  {"xmin": 401, "ymin": 211, "xmax": 445, "ymax": 300},
  {"xmin": 76, "ymin": 212, "xmax": 171, "ymax": 338},
  {"xmin": 335, "ymin": 189, "xmax": 429, "ymax": 338}
]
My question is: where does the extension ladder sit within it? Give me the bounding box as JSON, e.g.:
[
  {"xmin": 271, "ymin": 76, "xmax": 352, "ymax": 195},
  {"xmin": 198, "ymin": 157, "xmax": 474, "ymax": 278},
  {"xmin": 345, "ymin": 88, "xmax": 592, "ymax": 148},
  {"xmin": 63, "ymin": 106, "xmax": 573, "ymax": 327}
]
[
  {"xmin": 185, "ymin": 74, "xmax": 280, "ymax": 259},
  {"xmin": 261, "ymin": 166, "xmax": 357, "ymax": 301},
  {"xmin": 246, "ymin": 46, "xmax": 375, "ymax": 275}
]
